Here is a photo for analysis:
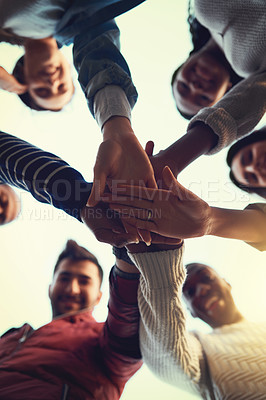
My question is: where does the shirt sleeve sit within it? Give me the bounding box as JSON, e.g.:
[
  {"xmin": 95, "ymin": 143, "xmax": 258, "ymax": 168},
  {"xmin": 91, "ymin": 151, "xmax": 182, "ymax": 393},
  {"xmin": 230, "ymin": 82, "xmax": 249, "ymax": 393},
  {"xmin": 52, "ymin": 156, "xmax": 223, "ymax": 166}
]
[
  {"xmin": 0, "ymin": 131, "xmax": 92, "ymax": 221},
  {"xmin": 72, "ymin": 19, "xmax": 138, "ymax": 124},
  {"xmin": 100, "ymin": 266, "xmax": 142, "ymax": 384},
  {"xmin": 244, "ymin": 203, "xmax": 266, "ymax": 251},
  {"xmin": 188, "ymin": 70, "xmax": 266, "ymax": 154},
  {"xmin": 129, "ymin": 247, "xmax": 210, "ymax": 397}
]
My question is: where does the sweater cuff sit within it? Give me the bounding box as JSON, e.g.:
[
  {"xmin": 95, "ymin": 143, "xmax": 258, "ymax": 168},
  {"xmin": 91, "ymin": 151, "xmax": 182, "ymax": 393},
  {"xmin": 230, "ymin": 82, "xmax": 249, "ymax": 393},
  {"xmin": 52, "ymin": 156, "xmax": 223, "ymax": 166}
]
[
  {"xmin": 188, "ymin": 107, "xmax": 237, "ymax": 155},
  {"xmin": 94, "ymin": 85, "xmax": 132, "ymax": 129},
  {"xmin": 128, "ymin": 247, "xmax": 185, "ymax": 290}
]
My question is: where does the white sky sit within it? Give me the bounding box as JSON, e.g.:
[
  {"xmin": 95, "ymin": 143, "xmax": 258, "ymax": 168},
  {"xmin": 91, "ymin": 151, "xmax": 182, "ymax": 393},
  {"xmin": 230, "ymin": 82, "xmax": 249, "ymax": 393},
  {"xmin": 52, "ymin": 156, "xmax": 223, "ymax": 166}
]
[{"xmin": 0, "ymin": 1, "xmax": 265, "ymax": 399}]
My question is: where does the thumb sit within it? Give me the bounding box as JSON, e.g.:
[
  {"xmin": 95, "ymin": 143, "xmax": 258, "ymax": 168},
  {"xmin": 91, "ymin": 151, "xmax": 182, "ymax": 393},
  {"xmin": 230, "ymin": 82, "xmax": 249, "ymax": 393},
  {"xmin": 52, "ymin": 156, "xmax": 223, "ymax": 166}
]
[
  {"xmin": 145, "ymin": 141, "xmax": 154, "ymax": 157},
  {"xmin": 162, "ymin": 166, "xmax": 185, "ymax": 197}
]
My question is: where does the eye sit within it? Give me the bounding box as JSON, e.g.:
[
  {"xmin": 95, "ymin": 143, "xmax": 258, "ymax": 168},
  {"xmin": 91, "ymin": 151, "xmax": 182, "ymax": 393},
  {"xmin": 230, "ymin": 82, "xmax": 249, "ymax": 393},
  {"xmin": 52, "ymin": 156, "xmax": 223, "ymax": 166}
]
[
  {"xmin": 59, "ymin": 276, "xmax": 70, "ymax": 283},
  {"xmin": 200, "ymin": 95, "xmax": 210, "ymax": 102},
  {"xmin": 244, "ymin": 172, "xmax": 258, "ymax": 185},
  {"xmin": 79, "ymin": 278, "xmax": 90, "ymax": 286},
  {"xmin": 202, "ymin": 275, "xmax": 214, "ymax": 283},
  {"xmin": 187, "ymin": 287, "xmax": 195, "ymax": 298},
  {"xmin": 0, "ymin": 192, "xmax": 8, "ymax": 207},
  {"xmin": 177, "ymin": 81, "xmax": 189, "ymax": 94},
  {"xmin": 241, "ymin": 150, "xmax": 253, "ymax": 166}
]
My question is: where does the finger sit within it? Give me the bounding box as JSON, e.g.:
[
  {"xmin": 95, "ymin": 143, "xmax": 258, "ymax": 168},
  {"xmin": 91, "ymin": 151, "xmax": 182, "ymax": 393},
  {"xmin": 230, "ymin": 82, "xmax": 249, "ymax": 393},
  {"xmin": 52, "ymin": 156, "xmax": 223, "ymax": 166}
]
[
  {"xmin": 120, "ymin": 214, "xmax": 158, "ymax": 234},
  {"xmin": 87, "ymin": 172, "xmax": 107, "ymax": 207},
  {"xmin": 121, "ymin": 217, "xmax": 141, "ymax": 237},
  {"xmin": 146, "ymin": 173, "xmax": 158, "ymax": 189},
  {"xmin": 94, "ymin": 228, "xmax": 140, "ymax": 247},
  {"xmin": 162, "ymin": 166, "xmax": 185, "ymax": 197},
  {"xmin": 109, "ymin": 204, "xmax": 151, "ymax": 220},
  {"xmin": 150, "ymin": 233, "xmax": 182, "ymax": 245},
  {"xmin": 137, "ymin": 228, "xmax": 152, "ymax": 246},
  {"xmin": 145, "ymin": 141, "xmax": 154, "ymax": 157},
  {"xmin": 106, "ymin": 184, "xmax": 160, "ymax": 203},
  {"xmin": 16, "ymin": 85, "xmax": 28, "ymax": 94}
]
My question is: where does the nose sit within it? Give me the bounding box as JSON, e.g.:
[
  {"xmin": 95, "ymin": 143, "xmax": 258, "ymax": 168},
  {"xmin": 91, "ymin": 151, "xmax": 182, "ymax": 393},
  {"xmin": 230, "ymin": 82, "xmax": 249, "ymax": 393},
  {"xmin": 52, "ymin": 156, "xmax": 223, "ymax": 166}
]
[
  {"xmin": 66, "ymin": 279, "xmax": 80, "ymax": 295},
  {"xmin": 195, "ymin": 283, "xmax": 210, "ymax": 297},
  {"xmin": 191, "ymin": 79, "xmax": 204, "ymax": 90}
]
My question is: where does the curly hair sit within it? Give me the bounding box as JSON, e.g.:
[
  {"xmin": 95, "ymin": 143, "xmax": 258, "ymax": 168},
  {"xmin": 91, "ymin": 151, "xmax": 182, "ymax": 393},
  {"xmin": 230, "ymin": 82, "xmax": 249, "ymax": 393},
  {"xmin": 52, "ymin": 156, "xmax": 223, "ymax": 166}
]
[{"xmin": 226, "ymin": 127, "xmax": 266, "ymax": 199}]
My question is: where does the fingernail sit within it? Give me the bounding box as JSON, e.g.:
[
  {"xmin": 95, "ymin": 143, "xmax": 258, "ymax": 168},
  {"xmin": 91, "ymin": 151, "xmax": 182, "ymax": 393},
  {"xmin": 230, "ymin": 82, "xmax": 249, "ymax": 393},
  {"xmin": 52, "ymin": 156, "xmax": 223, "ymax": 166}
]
[
  {"xmin": 146, "ymin": 241, "xmax": 151, "ymax": 246},
  {"xmin": 135, "ymin": 239, "xmax": 139, "ymax": 244}
]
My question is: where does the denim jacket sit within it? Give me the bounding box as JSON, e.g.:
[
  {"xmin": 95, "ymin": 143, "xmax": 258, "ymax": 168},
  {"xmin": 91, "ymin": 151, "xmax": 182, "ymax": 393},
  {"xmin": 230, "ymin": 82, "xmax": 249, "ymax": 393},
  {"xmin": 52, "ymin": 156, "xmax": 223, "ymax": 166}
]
[{"xmin": 55, "ymin": 0, "xmax": 146, "ymax": 123}]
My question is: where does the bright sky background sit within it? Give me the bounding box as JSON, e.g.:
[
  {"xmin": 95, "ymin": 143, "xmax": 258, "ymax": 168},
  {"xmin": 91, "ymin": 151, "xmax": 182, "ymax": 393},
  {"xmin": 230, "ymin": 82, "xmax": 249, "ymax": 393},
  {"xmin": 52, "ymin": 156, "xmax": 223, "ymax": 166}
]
[{"xmin": 0, "ymin": 1, "xmax": 265, "ymax": 399}]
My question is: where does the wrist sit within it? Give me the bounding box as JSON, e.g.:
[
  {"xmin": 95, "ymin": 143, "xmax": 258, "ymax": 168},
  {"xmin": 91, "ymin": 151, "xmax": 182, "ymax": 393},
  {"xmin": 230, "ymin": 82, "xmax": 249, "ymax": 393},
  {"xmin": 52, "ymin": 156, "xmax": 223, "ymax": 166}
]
[
  {"xmin": 102, "ymin": 116, "xmax": 134, "ymax": 141},
  {"xmin": 187, "ymin": 122, "xmax": 218, "ymax": 153}
]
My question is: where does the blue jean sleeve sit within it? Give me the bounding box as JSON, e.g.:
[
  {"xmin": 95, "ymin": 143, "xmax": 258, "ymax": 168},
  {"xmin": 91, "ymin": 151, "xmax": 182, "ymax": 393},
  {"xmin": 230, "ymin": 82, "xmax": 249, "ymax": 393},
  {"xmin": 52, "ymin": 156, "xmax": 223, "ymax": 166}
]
[
  {"xmin": 72, "ymin": 19, "xmax": 138, "ymax": 117},
  {"xmin": 0, "ymin": 131, "xmax": 92, "ymax": 221}
]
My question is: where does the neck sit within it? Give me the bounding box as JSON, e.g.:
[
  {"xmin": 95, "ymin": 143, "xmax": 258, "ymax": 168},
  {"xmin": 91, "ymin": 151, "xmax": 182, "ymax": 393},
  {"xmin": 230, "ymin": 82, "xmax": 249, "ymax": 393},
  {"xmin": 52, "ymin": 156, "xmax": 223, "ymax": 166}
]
[
  {"xmin": 210, "ymin": 310, "xmax": 245, "ymax": 329},
  {"xmin": 24, "ymin": 37, "xmax": 58, "ymax": 55},
  {"xmin": 200, "ymin": 38, "xmax": 233, "ymax": 72}
]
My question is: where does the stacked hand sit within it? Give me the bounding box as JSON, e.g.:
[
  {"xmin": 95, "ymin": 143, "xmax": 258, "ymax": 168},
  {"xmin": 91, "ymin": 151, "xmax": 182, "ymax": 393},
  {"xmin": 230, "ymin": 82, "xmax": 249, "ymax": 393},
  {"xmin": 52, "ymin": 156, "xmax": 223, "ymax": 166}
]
[
  {"xmin": 101, "ymin": 166, "xmax": 212, "ymax": 240},
  {"xmin": 0, "ymin": 67, "xmax": 28, "ymax": 94},
  {"xmin": 81, "ymin": 201, "xmax": 181, "ymax": 247},
  {"xmin": 87, "ymin": 117, "xmax": 157, "ymax": 244}
]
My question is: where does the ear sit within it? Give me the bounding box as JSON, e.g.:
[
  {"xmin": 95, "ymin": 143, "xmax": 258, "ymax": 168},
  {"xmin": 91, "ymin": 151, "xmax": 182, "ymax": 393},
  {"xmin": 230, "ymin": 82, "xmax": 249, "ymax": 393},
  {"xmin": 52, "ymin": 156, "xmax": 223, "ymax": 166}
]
[
  {"xmin": 95, "ymin": 290, "xmax": 103, "ymax": 306},
  {"xmin": 48, "ymin": 284, "xmax": 52, "ymax": 300},
  {"xmin": 190, "ymin": 308, "xmax": 197, "ymax": 318},
  {"xmin": 226, "ymin": 81, "xmax": 233, "ymax": 92},
  {"xmin": 224, "ymin": 279, "xmax": 232, "ymax": 290}
]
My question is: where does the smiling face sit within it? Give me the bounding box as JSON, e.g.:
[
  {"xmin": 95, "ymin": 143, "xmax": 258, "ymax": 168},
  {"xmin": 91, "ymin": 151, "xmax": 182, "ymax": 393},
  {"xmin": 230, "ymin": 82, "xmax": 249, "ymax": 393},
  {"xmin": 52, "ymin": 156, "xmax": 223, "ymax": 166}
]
[
  {"xmin": 24, "ymin": 38, "xmax": 74, "ymax": 111},
  {"xmin": 172, "ymin": 50, "xmax": 232, "ymax": 116},
  {"xmin": 183, "ymin": 264, "xmax": 242, "ymax": 328},
  {"xmin": 0, "ymin": 184, "xmax": 21, "ymax": 225},
  {"xmin": 231, "ymin": 140, "xmax": 266, "ymax": 188},
  {"xmin": 49, "ymin": 258, "xmax": 102, "ymax": 318}
]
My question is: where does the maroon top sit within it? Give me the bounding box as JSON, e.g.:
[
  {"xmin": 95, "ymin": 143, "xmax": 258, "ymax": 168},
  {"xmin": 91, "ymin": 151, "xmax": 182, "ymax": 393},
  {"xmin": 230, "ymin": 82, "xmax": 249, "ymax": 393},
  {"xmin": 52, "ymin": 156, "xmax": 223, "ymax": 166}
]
[{"xmin": 0, "ymin": 267, "xmax": 142, "ymax": 400}]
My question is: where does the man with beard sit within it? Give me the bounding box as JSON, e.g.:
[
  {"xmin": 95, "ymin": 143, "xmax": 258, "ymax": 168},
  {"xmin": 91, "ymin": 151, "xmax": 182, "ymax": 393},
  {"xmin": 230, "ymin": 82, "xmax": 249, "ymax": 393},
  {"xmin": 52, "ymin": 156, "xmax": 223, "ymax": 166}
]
[
  {"xmin": 115, "ymin": 244, "xmax": 266, "ymax": 399},
  {"xmin": 0, "ymin": 239, "xmax": 142, "ymax": 399}
]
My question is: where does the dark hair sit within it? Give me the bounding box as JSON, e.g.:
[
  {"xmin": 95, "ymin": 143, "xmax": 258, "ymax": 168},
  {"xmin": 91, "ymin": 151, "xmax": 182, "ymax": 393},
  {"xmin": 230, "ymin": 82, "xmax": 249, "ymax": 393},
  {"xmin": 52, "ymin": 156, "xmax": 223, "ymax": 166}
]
[
  {"xmin": 12, "ymin": 56, "xmax": 61, "ymax": 112},
  {"xmin": 54, "ymin": 240, "xmax": 103, "ymax": 285},
  {"xmin": 185, "ymin": 262, "xmax": 210, "ymax": 276},
  {"xmin": 226, "ymin": 127, "xmax": 266, "ymax": 199},
  {"xmin": 171, "ymin": 11, "xmax": 243, "ymax": 120}
]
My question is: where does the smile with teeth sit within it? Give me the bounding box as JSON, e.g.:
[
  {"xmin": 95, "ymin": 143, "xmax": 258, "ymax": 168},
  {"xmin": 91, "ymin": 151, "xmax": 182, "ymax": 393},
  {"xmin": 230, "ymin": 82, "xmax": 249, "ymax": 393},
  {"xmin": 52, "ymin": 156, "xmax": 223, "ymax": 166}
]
[{"xmin": 204, "ymin": 296, "xmax": 224, "ymax": 315}]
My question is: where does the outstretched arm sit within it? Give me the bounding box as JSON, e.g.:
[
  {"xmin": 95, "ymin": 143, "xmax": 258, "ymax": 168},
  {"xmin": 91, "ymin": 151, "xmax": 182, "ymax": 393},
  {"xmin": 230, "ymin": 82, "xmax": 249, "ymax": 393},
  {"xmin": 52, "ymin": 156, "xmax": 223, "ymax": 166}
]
[
  {"xmin": 103, "ymin": 166, "xmax": 266, "ymax": 249},
  {"xmin": 0, "ymin": 130, "xmax": 139, "ymax": 246},
  {"xmin": 70, "ymin": 19, "xmax": 157, "ymax": 208},
  {"xmin": 125, "ymin": 243, "xmax": 209, "ymax": 397}
]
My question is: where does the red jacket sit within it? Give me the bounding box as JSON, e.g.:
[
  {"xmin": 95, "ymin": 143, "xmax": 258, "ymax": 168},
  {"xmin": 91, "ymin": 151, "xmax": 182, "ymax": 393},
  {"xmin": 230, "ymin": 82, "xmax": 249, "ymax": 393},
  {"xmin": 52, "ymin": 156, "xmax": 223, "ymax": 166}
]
[{"xmin": 0, "ymin": 267, "xmax": 142, "ymax": 400}]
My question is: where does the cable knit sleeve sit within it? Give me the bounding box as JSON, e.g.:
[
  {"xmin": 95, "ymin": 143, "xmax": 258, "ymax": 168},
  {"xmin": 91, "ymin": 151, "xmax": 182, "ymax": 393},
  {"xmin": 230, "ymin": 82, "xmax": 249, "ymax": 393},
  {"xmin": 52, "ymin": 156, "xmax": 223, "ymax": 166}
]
[
  {"xmin": 129, "ymin": 247, "xmax": 210, "ymax": 398},
  {"xmin": 188, "ymin": 70, "xmax": 266, "ymax": 155}
]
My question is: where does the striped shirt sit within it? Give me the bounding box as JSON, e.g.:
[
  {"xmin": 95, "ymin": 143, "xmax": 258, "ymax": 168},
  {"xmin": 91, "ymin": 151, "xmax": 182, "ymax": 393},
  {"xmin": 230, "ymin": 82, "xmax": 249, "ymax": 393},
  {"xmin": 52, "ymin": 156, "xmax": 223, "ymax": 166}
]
[{"xmin": 0, "ymin": 130, "xmax": 92, "ymax": 221}]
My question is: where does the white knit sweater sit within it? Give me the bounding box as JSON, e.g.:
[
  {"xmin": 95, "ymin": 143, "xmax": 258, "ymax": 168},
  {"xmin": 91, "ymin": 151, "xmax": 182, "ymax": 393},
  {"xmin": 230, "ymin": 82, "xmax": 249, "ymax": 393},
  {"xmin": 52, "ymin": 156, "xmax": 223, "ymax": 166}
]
[
  {"xmin": 130, "ymin": 248, "xmax": 266, "ymax": 400},
  {"xmin": 188, "ymin": 0, "xmax": 266, "ymax": 154}
]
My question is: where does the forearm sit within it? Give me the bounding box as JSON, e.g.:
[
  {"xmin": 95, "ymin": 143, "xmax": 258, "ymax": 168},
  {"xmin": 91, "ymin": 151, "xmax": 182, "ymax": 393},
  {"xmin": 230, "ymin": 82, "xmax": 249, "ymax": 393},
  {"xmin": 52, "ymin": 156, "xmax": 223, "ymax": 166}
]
[
  {"xmin": 101, "ymin": 266, "xmax": 142, "ymax": 381},
  {"xmin": 102, "ymin": 115, "xmax": 134, "ymax": 140},
  {"xmin": 129, "ymin": 247, "xmax": 204, "ymax": 392},
  {"xmin": 209, "ymin": 207, "xmax": 266, "ymax": 246},
  {"xmin": 188, "ymin": 71, "xmax": 266, "ymax": 154},
  {"xmin": 160, "ymin": 122, "xmax": 218, "ymax": 176},
  {"xmin": 0, "ymin": 131, "xmax": 92, "ymax": 220}
]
